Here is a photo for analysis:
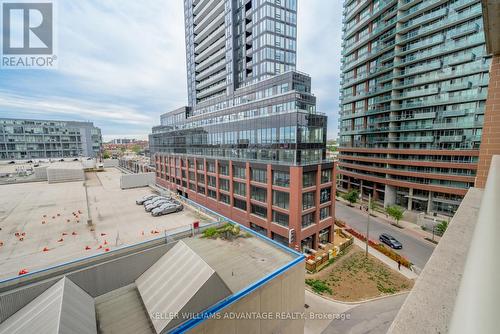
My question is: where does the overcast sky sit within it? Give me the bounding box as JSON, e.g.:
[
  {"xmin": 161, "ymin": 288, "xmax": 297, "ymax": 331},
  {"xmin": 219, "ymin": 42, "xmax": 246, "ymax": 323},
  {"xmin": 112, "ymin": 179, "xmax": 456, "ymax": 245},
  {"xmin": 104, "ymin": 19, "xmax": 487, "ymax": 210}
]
[{"xmin": 0, "ymin": 0, "xmax": 343, "ymax": 141}]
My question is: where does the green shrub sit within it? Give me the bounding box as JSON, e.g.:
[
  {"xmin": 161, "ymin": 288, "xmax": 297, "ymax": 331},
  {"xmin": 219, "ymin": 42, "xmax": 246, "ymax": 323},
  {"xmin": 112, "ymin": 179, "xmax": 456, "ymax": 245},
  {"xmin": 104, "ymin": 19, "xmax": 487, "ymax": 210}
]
[
  {"xmin": 202, "ymin": 227, "xmax": 218, "ymax": 238},
  {"xmin": 306, "ymin": 279, "xmax": 332, "ymax": 294}
]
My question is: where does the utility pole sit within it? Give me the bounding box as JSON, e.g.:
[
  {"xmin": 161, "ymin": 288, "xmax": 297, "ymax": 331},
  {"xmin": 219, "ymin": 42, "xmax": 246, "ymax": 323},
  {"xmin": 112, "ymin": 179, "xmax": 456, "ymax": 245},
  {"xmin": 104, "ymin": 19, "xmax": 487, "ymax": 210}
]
[{"xmin": 366, "ymin": 194, "xmax": 371, "ymax": 258}]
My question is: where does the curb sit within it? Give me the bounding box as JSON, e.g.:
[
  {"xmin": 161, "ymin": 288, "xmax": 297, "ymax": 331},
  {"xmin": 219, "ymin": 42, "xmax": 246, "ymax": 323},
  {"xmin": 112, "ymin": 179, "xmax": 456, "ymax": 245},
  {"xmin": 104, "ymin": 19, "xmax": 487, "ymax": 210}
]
[{"xmin": 306, "ymin": 287, "xmax": 410, "ymax": 305}]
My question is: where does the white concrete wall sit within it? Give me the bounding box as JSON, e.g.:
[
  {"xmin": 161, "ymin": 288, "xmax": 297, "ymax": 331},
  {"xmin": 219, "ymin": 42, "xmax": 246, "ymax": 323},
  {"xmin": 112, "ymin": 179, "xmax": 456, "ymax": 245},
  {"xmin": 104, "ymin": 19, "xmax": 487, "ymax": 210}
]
[
  {"xmin": 34, "ymin": 166, "xmax": 48, "ymax": 181},
  {"xmin": 47, "ymin": 168, "xmax": 85, "ymax": 184},
  {"xmin": 188, "ymin": 262, "xmax": 305, "ymax": 334},
  {"xmin": 102, "ymin": 159, "xmax": 119, "ymax": 168},
  {"xmin": 120, "ymin": 172, "xmax": 155, "ymax": 189}
]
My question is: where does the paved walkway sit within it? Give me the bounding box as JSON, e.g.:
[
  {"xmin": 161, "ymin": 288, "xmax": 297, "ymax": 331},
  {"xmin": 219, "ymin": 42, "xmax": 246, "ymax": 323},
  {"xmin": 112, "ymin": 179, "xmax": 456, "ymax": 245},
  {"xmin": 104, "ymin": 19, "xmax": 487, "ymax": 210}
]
[
  {"xmin": 351, "ymin": 238, "xmax": 418, "ymax": 280},
  {"xmin": 321, "ymin": 293, "xmax": 409, "ymax": 334}
]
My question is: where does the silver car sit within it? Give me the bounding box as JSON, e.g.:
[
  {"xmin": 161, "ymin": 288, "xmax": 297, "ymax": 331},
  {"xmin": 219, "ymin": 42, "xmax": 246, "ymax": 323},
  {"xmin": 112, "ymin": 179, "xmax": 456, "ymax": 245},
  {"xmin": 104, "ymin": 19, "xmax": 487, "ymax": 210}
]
[
  {"xmin": 151, "ymin": 203, "xmax": 184, "ymax": 217},
  {"xmin": 145, "ymin": 199, "xmax": 171, "ymax": 212},
  {"xmin": 143, "ymin": 196, "xmax": 164, "ymax": 207},
  {"xmin": 136, "ymin": 194, "xmax": 157, "ymax": 205}
]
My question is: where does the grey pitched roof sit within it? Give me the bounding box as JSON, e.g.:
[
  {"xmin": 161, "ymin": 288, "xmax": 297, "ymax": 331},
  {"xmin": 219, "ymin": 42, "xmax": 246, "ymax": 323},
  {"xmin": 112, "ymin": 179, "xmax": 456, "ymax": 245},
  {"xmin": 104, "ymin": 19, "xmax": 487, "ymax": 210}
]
[
  {"xmin": 0, "ymin": 277, "xmax": 96, "ymax": 334},
  {"xmin": 135, "ymin": 241, "xmax": 231, "ymax": 334}
]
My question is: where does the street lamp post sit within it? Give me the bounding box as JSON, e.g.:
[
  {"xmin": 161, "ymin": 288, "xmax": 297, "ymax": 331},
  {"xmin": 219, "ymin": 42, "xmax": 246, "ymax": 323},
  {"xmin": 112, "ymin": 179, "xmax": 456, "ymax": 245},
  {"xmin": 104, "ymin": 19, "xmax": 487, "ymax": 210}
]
[{"xmin": 366, "ymin": 194, "xmax": 371, "ymax": 258}]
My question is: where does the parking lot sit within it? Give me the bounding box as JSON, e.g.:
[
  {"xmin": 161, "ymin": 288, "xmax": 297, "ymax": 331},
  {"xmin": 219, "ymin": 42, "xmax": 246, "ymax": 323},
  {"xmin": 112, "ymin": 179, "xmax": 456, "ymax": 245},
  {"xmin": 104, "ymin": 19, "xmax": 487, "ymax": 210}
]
[{"xmin": 0, "ymin": 167, "xmax": 213, "ymax": 280}]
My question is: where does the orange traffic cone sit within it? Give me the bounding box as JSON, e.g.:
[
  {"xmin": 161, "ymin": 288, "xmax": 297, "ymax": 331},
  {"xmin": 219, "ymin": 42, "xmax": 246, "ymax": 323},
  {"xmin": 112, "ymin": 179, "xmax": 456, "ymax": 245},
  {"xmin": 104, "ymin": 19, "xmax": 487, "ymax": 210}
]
[
  {"xmin": 85, "ymin": 246, "xmax": 91, "ymax": 250},
  {"xmin": 104, "ymin": 240, "xmax": 108, "ymax": 245},
  {"xmin": 104, "ymin": 248, "xmax": 110, "ymax": 252},
  {"xmin": 18, "ymin": 269, "xmax": 29, "ymax": 275},
  {"xmin": 97, "ymin": 245, "xmax": 103, "ymax": 249}
]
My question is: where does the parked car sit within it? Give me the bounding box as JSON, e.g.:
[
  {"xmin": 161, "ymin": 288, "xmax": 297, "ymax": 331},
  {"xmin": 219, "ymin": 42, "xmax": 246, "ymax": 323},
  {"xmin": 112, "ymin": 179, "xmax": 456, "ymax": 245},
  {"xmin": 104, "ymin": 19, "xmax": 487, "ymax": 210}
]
[
  {"xmin": 143, "ymin": 196, "xmax": 168, "ymax": 208},
  {"xmin": 136, "ymin": 194, "xmax": 157, "ymax": 205},
  {"xmin": 73, "ymin": 158, "xmax": 79, "ymax": 161},
  {"xmin": 8, "ymin": 161, "xmax": 15, "ymax": 164},
  {"xmin": 145, "ymin": 199, "xmax": 171, "ymax": 212},
  {"xmin": 379, "ymin": 233, "xmax": 403, "ymax": 249},
  {"xmin": 152, "ymin": 203, "xmax": 184, "ymax": 217},
  {"xmin": 59, "ymin": 159, "xmax": 65, "ymax": 162},
  {"xmin": 27, "ymin": 160, "xmax": 33, "ymax": 163}
]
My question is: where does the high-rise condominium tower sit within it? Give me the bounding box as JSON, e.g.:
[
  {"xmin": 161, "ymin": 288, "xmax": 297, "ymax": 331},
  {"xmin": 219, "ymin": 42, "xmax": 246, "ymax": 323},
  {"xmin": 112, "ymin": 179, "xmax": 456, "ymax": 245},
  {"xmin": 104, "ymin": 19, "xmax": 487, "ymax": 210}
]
[
  {"xmin": 150, "ymin": 0, "xmax": 335, "ymax": 251},
  {"xmin": 338, "ymin": 0, "xmax": 491, "ymax": 216}
]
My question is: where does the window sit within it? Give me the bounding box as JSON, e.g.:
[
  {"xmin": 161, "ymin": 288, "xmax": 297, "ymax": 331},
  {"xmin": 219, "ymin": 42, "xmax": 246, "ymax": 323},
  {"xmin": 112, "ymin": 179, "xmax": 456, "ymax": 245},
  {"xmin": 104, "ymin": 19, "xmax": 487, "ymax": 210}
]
[
  {"xmin": 220, "ymin": 193, "xmax": 230, "ymax": 204},
  {"xmin": 273, "ymin": 170, "xmax": 290, "ymax": 187},
  {"xmin": 303, "ymin": 171, "xmax": 316, "ymax": 187},
  {"xmin": 197, "ymin": 173, "xmax": 205, "ymax": 183},
  {"xmin": 233, "ymin": 165, "xmax": 246, "ymax": 179},
  {"xmin": 198, "ymin": 186, "xmax": 206, "ymax": 195},
  {"xmin": 251, "ymin": 186, "xmax": 267, "ymax": 202},
  {"xmin": 189, "ymin": 171, "xmax": 195, "ymax": 181},
  {"xmin": 219, "ymin": 178, "xmax": 229, "ymax": 191},
  {"xmin": 302, "ymin": 213, "xmax": 315, "ymax": 229},
  {"xmin": 196, "ymin": 160, "xmax": 204, "ymax": 171},
  {"xmin": 272, "ymin": 211, "xmax": 289, "ymax": 227},
  {"xmin": 207, "ymin": 162, "xmax": 216, "ymax": 173},
  {"xmin": 189, "ymin": 182, "xmax": 196, "ymax": 191},
  {"xmin": 302, "ymin": 192, "xmax": 315, "ymax": 210},
  {"xmin": 208, "ymin": 176, "xmax": 216, "ymax": 187},
  {"xmin": 219, "ymin": 164, "xmax": 229, "ymax": 175},
  {"xmin": 273, "ymin": 190, "xmax": 290, "ymax": 209},
  {"xmin": 321, "ymin": 169, "xmax": 332, "ymax": 183},
  {"xmin": 250, "ymin": 223, "xmax": 267, "ymax": 236},
  {"xmin": 251, "ymin": 204, "xmax": 267, "ymax": 218},
  {"xmin": 234, "ymin": 198, "xmax": 247, "ymax": 211},
  {"xmin": 320, "ymin": 207, "xmax": 331, "ymax": 220},
  {"xmin": 251, "ymin": 168, "xmax": 267, "ymax": 183},
  {"xmin": 233, "ymin": 181, "xmax": 246, "ymax": 196},
  {"xmin": 320, "ymin": 188, "xmax": 332, "ymax": 204},
  {"xmin": 208, "ymin": 189, "xmax": 217, "ymax": 199}
]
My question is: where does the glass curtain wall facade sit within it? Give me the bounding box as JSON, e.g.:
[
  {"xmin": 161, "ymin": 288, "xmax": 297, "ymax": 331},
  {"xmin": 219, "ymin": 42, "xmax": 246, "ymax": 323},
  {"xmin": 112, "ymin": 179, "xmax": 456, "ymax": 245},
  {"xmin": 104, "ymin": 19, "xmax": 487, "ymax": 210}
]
[
  {"xmin": 0, "ymin": 118, "xmax": 102, "ymax": 160},
  {"xmin": 338, "ymin": 0, "xmax": 491, "ymax": 216},
  {"xmin": 151, "ymin": 0, "xmax": 334, "ymax": 250}
]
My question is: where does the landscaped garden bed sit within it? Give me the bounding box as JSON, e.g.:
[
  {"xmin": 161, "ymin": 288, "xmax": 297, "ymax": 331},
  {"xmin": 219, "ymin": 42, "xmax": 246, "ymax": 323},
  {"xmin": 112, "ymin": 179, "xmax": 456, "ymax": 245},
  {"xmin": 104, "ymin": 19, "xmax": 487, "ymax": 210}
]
[{"xmin": 305, "ymin": 245, "xmax": 414, "ymax": 302}]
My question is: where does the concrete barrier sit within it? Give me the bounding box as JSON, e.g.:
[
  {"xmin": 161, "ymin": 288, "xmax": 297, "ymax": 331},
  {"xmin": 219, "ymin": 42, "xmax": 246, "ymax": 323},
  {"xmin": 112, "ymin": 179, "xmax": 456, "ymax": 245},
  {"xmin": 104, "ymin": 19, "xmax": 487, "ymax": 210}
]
[
  {"xmin": 102, "ymin": 159, "xmax": 119, "ymax": 168},
  {"xmin": 120, "ymin": 172, "xmax": 155, "ymax": 189}
]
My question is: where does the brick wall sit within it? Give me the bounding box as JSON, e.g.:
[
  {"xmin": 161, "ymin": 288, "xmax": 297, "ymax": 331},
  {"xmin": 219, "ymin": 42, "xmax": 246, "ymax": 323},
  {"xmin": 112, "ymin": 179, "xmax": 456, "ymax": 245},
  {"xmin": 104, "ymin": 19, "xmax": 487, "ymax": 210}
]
[{"xmin": 477, "ymin": 55, "xmax": 500, "ymax": 188}]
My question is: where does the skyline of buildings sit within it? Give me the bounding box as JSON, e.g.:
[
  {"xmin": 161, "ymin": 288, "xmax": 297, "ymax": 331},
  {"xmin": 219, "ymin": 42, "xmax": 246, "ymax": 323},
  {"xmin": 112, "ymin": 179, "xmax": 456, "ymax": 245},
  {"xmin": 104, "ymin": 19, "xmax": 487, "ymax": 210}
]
[
  {"xmin": 337, "ymin": 0, "xmax": 491, "ymax": 216},
  {"xmin": 149, "ymin": 0, "xmax": 335, "ymax": 251}
]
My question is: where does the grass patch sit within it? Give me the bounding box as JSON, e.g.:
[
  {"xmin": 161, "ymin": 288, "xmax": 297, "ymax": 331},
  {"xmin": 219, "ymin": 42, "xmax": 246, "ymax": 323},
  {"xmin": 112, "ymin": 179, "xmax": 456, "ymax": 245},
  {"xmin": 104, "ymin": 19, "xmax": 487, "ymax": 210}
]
[{"xmin": 306, "ymin": 279, "xmax": 332, "ymax": 294}]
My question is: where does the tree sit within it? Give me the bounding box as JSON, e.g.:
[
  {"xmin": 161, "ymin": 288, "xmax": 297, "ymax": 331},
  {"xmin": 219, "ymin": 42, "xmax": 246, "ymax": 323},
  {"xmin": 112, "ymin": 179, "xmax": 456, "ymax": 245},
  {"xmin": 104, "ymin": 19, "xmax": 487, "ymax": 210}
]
[
  {"xmin": 102, "ymin": 151, "xmax": 111, "ymax": 160},
  {"xmin": 131, "ymin": 145, "xmax": 142, "ymax": 154},
  {"xmin": 342, "ymin": 190, "xmax": 359, "ymax": 206},
  {"xmin": 386, "ymin": 206, "xmax": 404, "ymax": 226},
  {"xmin": 435, "ymin": 220, "xmax": 448, "ymax": 236}
]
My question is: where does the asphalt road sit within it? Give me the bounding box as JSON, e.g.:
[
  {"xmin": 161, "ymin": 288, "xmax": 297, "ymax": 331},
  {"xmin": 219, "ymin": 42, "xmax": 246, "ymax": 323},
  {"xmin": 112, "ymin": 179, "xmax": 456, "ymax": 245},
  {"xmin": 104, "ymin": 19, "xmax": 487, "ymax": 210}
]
[
  {"xmin": 335, "ymin": 202, "xmax": 435, "ymax": 269},
  {"xmin": 321, "ymin": 293, "xmax": 409, "ymax": 334}
]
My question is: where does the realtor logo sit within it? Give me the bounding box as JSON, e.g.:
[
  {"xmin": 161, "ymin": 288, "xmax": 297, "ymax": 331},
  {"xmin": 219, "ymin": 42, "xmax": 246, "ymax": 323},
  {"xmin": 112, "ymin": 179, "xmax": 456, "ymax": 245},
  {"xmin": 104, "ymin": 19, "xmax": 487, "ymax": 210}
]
[{"xmin": 1, "ymin": 1, "xmax": 57, "ymax": 69}]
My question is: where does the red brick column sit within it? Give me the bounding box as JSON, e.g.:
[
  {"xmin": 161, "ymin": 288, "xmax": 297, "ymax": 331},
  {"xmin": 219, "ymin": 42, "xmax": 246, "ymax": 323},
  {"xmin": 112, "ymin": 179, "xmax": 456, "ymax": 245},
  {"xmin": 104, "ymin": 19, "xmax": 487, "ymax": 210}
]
[{"xmin": 477, "ymin": 55, "xmax": 500, "ymax": 188}]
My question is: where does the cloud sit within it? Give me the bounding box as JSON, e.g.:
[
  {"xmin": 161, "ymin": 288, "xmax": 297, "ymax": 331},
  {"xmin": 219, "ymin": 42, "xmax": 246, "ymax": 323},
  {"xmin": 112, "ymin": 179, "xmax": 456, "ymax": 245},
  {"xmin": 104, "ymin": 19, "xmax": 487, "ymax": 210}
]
[
  {"xmin": 0, "ymin": 90, "xmax": 153, "ymax": 125},
  {"xmin": 0, "ymin": 0, "xmax": 343, "ymax": 139}
]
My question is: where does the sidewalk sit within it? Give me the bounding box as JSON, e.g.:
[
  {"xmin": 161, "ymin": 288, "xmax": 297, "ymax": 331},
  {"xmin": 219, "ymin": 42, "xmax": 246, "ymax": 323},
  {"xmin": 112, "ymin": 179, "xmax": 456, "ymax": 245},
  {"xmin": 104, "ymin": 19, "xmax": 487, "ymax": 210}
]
[
  {"xmin": 336, "ymin": 197, "xmax": 441, "ymax": 244},
  {"xmin": 351, "ymin": 238, "xmax": 418, "ymax": 280}
]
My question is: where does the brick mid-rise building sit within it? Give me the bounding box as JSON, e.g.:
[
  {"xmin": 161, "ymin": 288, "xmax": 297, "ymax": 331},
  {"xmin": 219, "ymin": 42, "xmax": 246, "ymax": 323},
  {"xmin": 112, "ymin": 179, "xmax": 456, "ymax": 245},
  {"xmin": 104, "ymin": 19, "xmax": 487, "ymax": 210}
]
[{"xmin": 476, "ymin": 0, "xmax": 500, "ymax": 188}]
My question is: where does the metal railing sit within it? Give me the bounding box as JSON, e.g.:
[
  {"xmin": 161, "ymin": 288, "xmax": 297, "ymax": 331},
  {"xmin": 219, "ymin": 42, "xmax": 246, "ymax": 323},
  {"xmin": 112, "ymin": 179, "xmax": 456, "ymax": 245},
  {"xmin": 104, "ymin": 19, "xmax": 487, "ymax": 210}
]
[{"xmin": 449, "ymin": 155, "xmax": 500, "ymax": 333}]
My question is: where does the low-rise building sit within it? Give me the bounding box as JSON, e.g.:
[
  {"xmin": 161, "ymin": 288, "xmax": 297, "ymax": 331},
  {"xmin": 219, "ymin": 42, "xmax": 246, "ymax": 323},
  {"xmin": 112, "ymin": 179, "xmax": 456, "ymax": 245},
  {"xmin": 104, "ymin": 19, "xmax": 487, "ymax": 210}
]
[{"xmin": 0, "ymin": 118, "xmax": 102, "ymax": 160}]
